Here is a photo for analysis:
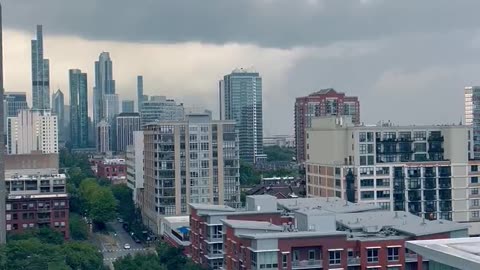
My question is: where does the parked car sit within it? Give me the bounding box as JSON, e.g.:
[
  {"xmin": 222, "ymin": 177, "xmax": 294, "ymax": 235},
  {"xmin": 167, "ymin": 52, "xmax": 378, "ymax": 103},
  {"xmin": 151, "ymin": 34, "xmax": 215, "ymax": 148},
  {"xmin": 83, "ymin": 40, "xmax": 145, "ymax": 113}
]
[{"xmin": 124, "ymin": 243, "xmax": 131, "ymax": 249}]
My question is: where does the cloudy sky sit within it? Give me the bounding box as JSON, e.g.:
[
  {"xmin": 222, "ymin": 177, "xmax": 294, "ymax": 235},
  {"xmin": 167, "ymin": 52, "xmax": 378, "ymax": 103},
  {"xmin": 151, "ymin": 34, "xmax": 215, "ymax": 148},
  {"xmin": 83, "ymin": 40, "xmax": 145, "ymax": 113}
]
[{"xmin": 2, "ymin": 0, "xmax": 480, "ymax": 135}]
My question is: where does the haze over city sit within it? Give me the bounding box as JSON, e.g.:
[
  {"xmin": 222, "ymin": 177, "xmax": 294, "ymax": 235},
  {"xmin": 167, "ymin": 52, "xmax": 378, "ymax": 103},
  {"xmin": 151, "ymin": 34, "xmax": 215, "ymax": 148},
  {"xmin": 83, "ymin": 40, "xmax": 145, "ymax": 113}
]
[{"xmin": 3, "ymin": 0, "xmax": 478, "ymax": 135}]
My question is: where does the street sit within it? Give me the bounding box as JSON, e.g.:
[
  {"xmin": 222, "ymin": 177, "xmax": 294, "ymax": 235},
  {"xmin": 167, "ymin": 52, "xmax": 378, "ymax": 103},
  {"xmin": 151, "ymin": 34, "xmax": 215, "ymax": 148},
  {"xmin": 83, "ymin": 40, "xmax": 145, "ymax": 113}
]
[{"xmin": 95, "ymin": 221, "xmax": 153, "ymax": 269}]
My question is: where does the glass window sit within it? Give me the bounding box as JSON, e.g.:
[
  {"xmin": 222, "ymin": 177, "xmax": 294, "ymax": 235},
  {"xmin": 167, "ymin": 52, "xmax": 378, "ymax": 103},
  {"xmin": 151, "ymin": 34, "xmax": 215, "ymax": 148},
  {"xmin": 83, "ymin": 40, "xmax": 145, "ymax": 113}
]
[
  {"xmin": 282, "ymin": 254, "xmax": 287, "ymax": 269},
  {"xmin": 472, "ymin": 188, "xmax": 479, "ymax": 195},
  {"xmin": 472, "ymin": 177, "xmax": 479, "ymax": 184},
  {"xmin": 329, "ymin": 251, "xmax": 341, "ymax": 265},
  {"xmin": 359, "ymin": 144, "xmax": 367, "ymax": 154},
  {"xmin": 388, "ymin": 247, "xmax": 399, "ymax": 261},
  {"xmin": 367, "ymin": 248, "xmax": 379, "ymax": 263},
  {"xmin": 308, "ymin": 250, "xmax": 315, "ymax": 260},
  {"xmin": 472, "ymin": 165, "xmax": 478, "ymax": 172},
  {"xmin": 359, "ymin": 132, "xmax": 366, "ymax": 142}
]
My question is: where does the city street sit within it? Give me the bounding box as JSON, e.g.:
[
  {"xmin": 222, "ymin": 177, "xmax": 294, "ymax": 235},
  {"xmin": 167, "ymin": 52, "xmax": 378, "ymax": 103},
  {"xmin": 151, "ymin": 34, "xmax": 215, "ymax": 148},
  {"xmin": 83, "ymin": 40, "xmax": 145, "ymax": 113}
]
[{"xmin": 95, "ymin": 221, "xmax": 153, "ymax": 268}]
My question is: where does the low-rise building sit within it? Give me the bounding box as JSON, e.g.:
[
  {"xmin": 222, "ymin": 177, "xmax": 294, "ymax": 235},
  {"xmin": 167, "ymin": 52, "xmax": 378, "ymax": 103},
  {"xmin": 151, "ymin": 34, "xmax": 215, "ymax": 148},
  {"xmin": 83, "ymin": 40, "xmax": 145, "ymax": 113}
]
[
  {"xmin": 4, "ymin": 153, "xmax": 69, "ymax": 239},
  {"xmin": 96, "ymin": 158, "xmax": 126, "ymax": 184}
]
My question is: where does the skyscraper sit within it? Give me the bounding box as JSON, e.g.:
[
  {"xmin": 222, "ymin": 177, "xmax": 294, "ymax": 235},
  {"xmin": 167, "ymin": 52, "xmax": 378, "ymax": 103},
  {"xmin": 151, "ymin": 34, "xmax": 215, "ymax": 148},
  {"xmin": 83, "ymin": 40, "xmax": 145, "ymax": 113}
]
[
  {"xmin": 4, "ymin": 92, "xmax": 28, "ymax": 117},
  {"xmin": 52, "ymin": 89, "xmax": 64, "ymax": 140},
  {"xmin": 115, "ymin": 112, "xmax": 140, "ymax": 152},
  {"xmin": 137, "ymin": 75, "xmax": 143, "ymax": 112},
  {"xmin": 0, "ymin": 3, "xmax": 6, "ymax": 244},
  {"xmin": 104, "ymin": 94, "xmax": 119, "ymax": 123},
  {"xmin": 294, "ymin": 88, "xmax": 360, "ymax": 163},
  {"xmin": 465, "ymin": 86, "xmax": 480, "ymax": 158},
  {"xmin": 122, "ymin": 100, "xmax": 134, "ymax": 113},
  {"xmin": 31, "ymin": 25, "xmax": 50, "ymax": 110},
  {"xmin": 69, "ymin": 69, "xmax": 89, "ymax": 148},
  {"xmin": 220, "ymin": 68, "xmax": 264, "ymax": 163},
  {"xmin": 93, "ymin": 52, "xmax": 115, "ymax": 126}
]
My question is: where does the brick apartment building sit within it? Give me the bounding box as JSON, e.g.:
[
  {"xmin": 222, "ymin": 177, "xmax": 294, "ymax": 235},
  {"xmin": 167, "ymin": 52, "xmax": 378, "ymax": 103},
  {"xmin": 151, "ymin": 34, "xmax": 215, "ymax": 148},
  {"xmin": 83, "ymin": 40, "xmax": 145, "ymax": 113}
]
[
  {"xmin": 295, "ymin": 88, "xmax": 360, "ymax": 163},
  {"xmin": 189, "ymin": 195, "xmax": 468, "ymax": 270},
  {"xmin": 4, "ymin": 153, "xmax": 69, "ymax": 239},
  {"xmin": 96, "ymin": 158, "xmax": 127, "ymax": 184}
]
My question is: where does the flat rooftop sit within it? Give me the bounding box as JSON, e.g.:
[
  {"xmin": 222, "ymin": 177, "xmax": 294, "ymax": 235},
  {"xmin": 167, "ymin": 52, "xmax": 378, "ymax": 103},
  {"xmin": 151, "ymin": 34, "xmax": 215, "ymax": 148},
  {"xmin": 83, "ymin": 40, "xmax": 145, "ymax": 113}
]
[
  {"xmin": 407, "ymin": 237, "xmax": 480, "ymax": 270},
  {"xmin": 189, "ymin": 203, "xmax": 236, "ymax": 212},
  {"xmin": 278, "ymin": 197, "xmax": 381, "ymax": 213},
  {"xmin": 336, "ymin": 211, "xmax": 469, "ymax": 237},
  {"xmin": 222, "ymin": 220, "xmax": 283, "ymax": 231}
]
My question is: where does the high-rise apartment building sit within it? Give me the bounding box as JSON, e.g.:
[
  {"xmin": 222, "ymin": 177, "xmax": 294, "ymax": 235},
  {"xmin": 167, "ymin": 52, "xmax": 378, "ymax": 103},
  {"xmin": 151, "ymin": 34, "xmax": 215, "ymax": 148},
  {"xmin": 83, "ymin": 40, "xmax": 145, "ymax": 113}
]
[
  {"xmin": 219, "ymin": 68, "xmax": 263, "ymax": 163},
  {"xmin": 7, "ymin": 110, "xmax": 58, "ymax": 155},
  {"xmin": 133, "ymin": 112, "xmax": 240, "ymax": 234},
  {"xmin": 93, "ymin": 52, "xmax": 115, "ymax": 127},
  {"xmin": 465, "ymin": 86, "xmax": 480, "ymax": 159},
  {"xmin": 295, "ymin": 88, "xmax": 360, "ymax": 163},
  {"xmin": 115, "ymin": 112, "xmax": 140, "ymax": 153},
  {"xmin": 51, "ymin": 89, "xmax": 64, "ymax": 140},
  {"xmin": 4, "ymin": 92, "xmax": 28, "ymax": 117},
  {"xmin": 31, "ymin": 25, "xmax": 50, "ymax": 110},
  {"xmin": 122, "ymin": 100, "xmax": 134, "ymax": 113},
  {"xmin": 305, "ymin": 116, "xmax": 480, "ymax": 235},
  {"xmin": 0, "ymin": 3, "xmax": 6, "ymax": 244},
  {"xmin": 69, "ymin": 69, "xmax": 89, "ymax": 148},
  {"xmin": 137, "ymin": 75, "xmax": 143, "ymax": 112},
  {"xmin": 140, "ymin": 96, "xmax": 184, "ymax": 125},
  {"xmin": 96, "ymin": 120, "xmax": 110, "ymax": 154}
]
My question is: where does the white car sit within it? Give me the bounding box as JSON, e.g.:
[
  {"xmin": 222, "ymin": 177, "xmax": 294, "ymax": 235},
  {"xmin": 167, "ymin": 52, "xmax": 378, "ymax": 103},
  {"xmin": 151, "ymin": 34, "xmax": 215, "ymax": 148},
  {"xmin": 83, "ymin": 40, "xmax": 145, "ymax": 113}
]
[{"xmin": 124, "ymin": 243, "xmax": 131, "ymax": 249}]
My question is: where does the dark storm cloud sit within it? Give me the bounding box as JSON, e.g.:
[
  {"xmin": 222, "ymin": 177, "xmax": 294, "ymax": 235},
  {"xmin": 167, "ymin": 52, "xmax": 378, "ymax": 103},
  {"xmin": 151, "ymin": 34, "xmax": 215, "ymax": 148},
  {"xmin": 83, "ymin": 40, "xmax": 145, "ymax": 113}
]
[{"xmin": 3, "ymin": 0, "xmax": 480, "ymax": 48}]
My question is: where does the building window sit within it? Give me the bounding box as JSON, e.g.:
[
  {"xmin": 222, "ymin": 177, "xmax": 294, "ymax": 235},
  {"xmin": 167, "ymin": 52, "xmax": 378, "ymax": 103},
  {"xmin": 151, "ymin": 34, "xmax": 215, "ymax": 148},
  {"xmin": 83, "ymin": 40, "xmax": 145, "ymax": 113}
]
[
  {"xmin": 329, "ymin": 250, "xmax": 341, "ymax": 265},
  {"xmin": 472, "ymin": 188, "xmax": 479, "ymax": 195},
  {"xmin": 308, "ymin": 250, "xmax": 315, "ymax": 260},
  {"xmin": 472, "ymin": 165, "xmax": 478, "ymax": 172},
  {"xmin": 282, "ymin": 254, "xmax": 288, "ymax": 269},
  {"xmin": 472, "ymin": 211, "xmax": 480, "ymax": 218},
  {"xmin": 367, "ymin": 248, "xmax": 379, "ymax": 263},
  {"xmin": 387, "ymin": 247, "xmax": 399, "ymax": 261},
  {"xmin": 472, "ymin": 177, "xmax": 479, "ymax": 184},
  {"xmin": 474, "ymin": 199, "xmax": 480, "ymax": 207}
]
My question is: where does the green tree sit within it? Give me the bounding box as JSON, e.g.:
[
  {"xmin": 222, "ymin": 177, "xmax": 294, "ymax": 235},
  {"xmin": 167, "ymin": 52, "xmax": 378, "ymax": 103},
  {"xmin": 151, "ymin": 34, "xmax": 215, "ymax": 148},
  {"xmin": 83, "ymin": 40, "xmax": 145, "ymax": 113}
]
[
  {"xmin": 112, "ymin": 184, "xmax": 135, "ymax": 222},
  {"xmin": 60, "ymin": 241, "xmax": 103, "ymax": 270},
  {"xmin": 5, "ymin": 238, "xmax": 67, "ymax": 269},
  {"xmin": 157, "ymin": 242, "xmax": 186, "ymax": 270},
  {"xmin": 239, "ymin": 161, "xmax": 261, "ymax": 186},
  {"xmin": 114, "ymin": 253, "xmax": 166, "ymax": 270},
  {"xmin": 264, "ymin": 146, "xmax": 295, "ymax": 162},
  {"xmin": 8, "ymin": 227, "xmax": 64, "ymax": 245},
  {"xmin": 79, "ymin": 178, "xmax": 117, "ymax": 225},
  {"xmin": 69, "ymin": 213, "xmax": 89, "ymax": 240}
]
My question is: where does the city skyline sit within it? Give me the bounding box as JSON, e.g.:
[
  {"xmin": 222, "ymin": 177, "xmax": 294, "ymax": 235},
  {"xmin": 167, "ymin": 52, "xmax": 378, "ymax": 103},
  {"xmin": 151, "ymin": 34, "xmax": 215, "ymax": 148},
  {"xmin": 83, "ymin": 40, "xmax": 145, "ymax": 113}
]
[{"xmin": 2, "ymin": 1, "xmax": 478, "ymax": 135}]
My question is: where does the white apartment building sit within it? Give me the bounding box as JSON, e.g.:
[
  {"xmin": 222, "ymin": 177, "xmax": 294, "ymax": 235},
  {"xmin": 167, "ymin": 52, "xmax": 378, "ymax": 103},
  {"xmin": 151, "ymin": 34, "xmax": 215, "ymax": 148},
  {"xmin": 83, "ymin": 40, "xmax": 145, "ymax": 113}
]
[
  {"xmin": 126, "ymin": 131, "xmax": 144, "ymax": 207},
  {"xmin": 306, "ymin": 116, "xmax": 480, "ymax": 235},
  {"xmin": 130, "ymin": 112, "xmax": 240, "ymax": 235},
  {"xmin": 96, "ymin": 119, "xmax": 110, "ymax": 154},
  {"xmin": 7, "ymin": 109, "xmax": 58, "ymax": 154}
]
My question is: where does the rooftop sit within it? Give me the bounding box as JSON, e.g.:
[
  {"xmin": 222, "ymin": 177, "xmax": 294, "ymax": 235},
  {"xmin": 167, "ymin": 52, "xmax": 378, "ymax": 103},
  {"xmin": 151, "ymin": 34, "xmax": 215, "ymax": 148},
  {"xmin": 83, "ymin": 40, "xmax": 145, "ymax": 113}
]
[
  {"xmin": 336, "ymin": 211, "xmax": 469, "ymax": 237},
  {"xmin": 222, "ymin": 220, "xmax": 283, "ymax": 231},
  {"xmin": 309, "ymin": 88, "xmax": 343, "ymax": 96},
  {"xmin": 189, "ymin": 203, "xmax": 236, "ymax": 212},
  {"xmin": 239, "ymin": 230, "xmax": 347, "ymax": 240},
  {"xmin": 277, "ymin": 197, "xmax": 381, "ymax": 213},
  {"xmin": 407, "ymin": 237, "xmax": 480, "ymax": 270},
  {"xmin": 7, "ymin": 193, "xmax": 68, "ymax": 200}
]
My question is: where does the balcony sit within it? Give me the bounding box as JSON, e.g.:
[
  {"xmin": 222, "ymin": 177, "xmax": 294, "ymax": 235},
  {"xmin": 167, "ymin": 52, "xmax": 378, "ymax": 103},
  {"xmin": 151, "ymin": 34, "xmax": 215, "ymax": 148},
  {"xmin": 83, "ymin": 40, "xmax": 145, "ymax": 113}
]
[
  {"xmin": 347, "ymin": 257, "xmax": 360, "ymax": 265},
  {"xmin": 292, "ymin": 260, "xmax": 323, "ymax": 269},
  {"xmin": 37, "ymin": 207, "xmax": 51, "ymax": 213},
  {"xmin": 428, "ymin": 136, "xmax": 444, "ymax": 142}
]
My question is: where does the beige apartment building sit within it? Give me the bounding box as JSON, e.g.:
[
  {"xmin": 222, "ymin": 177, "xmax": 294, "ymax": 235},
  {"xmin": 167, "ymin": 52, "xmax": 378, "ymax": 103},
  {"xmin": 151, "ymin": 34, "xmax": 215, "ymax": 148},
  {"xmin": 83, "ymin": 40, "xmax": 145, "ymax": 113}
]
[
  {"xmin": 306, "ymin": 116, "xmax": 480, "ymax": 235},
  {"xmin": 129, "ymin": 112, "xmax": 240, "ymax": 234}
]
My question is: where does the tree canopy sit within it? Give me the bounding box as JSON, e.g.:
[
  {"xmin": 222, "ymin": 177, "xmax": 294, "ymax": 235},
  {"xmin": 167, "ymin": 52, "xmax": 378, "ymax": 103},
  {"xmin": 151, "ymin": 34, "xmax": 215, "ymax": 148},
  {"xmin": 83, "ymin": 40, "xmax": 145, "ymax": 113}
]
[{"xmin": 79, "ymin": 179, "xmax": 117, "ymax": 225}]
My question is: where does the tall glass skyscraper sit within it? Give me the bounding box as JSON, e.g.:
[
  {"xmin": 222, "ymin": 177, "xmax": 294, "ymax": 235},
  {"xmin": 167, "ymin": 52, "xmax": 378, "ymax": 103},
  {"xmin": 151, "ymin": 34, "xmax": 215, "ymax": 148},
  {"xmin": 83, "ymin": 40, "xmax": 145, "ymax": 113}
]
[
  {"xmin": 69, "ymin": 69, "xmax": 89, "ymax": 148},
  {"xmin": 93, "ymin": 52, "xmax": 115, "ymax": 126},
  {"xmin": 219, "ymin": 68, "xmax": 264, "ymax": 163},
  {"xmin": 4, "ymin": 92, "xmax": 28, "ymax": 117},
  {"xmin": 31, "ymin": 25, "xmax": 50, "ymax": 109}
]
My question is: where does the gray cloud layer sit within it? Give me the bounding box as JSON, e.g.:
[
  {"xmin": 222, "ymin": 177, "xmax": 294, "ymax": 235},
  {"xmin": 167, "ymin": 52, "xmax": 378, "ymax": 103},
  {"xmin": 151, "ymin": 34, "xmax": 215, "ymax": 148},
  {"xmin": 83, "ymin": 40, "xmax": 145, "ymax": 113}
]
[
  {"xmin": 3, "ymin": 0, "xmax": 480, "ymax": 48},
  {"xmin": 2, "ymin": 0, "xmax": 480, "ymax": 135}
]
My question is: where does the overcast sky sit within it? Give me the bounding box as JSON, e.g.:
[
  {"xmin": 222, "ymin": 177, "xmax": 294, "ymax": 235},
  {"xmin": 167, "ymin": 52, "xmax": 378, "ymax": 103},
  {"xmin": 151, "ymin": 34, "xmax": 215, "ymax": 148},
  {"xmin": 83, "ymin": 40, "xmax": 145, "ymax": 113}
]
[{"xmin": 2, "ymin": 0, "xmax": 479, "ymax": 135}]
